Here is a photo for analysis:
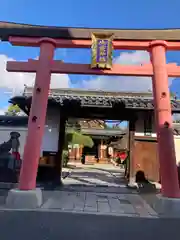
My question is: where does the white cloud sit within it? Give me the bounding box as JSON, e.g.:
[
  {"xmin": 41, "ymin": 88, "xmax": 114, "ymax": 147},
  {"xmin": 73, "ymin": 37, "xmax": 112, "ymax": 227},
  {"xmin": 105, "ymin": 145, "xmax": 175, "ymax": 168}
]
[
  {"xmin": 80, "ymin": 51, "xmax": 174, "ymax": 92},
  {"xmin": 0, "ymin": 54, "xmax": 70, "ymax": 95},
  {"xmin": 0, "ymin": 109, "xmax": 5, "ymax": 115},
  {"xmin": 0, "ymin": 106, "xmax": 8, "ymax": 115},
  {"xmin": 0, "ymin": 51, "xmax": 175, "ymax": 96}
]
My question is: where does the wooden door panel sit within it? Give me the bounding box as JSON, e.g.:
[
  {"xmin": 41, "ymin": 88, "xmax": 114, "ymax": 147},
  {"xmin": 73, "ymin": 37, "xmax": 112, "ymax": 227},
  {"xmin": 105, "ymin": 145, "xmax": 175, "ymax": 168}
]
[{"xmin": 133, "ymin": 140, "xmax": 159, "ymax": 182}]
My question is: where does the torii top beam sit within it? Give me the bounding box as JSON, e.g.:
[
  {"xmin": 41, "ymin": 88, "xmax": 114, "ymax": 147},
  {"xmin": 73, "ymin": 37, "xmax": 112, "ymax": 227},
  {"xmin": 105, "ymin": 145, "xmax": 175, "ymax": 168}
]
[
  {"xmin": 3, "ymin": 21, "xmax": 180, "ymax": 77},
  {"xmin": 1, "ymin": 21, "xmax": 180, "ymax": 42}
]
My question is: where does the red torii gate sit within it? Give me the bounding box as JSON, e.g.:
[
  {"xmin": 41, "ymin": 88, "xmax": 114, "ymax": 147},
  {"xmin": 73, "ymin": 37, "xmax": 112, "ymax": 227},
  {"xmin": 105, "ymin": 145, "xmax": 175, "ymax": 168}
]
[{"xmin": 6, "ymin": 37, "xmax": 180, "ymax": 199}]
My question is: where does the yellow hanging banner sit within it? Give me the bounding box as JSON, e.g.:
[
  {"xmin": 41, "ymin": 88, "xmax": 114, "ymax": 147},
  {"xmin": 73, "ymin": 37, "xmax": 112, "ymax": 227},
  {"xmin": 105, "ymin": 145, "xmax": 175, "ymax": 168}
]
[{"xmin": 91, "ymin": 33, "xmax": 114, "ymax": 69}]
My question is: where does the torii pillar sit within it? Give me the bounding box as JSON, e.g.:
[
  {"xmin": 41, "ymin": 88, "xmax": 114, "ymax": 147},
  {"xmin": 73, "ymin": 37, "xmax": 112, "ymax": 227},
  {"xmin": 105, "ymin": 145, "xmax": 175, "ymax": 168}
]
[
  {"xmin": 6, "ymin": 38, "xmax": 56, "ymax": 208},
  {"xmin": 150, "ymin": 40, "xmax": 180, "ymax": 198}
]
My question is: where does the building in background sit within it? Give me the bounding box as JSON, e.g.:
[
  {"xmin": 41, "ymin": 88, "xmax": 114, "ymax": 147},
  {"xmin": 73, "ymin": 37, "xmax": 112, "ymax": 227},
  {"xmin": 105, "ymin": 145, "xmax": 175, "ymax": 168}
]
[{"xmin": 2, "ymin": 87, "xmax": 180, "ymax": 184}]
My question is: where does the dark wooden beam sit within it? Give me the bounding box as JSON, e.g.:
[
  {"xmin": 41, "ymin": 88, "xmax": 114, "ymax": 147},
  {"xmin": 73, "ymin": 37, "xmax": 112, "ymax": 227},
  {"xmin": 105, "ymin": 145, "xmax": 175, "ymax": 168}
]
[
  {"xmin": 1, "ymin": 21, "xmax": 180, "ymax": 41},
  {"xmin": 144, "ymin": 111, "xmax": 153, "ymax": 136},
  {"xmin": 126, "ymin": 118, "xmax": 136, "ymax": 180},
  {"xmin": 61, "ymin": 107, "xmax": 133, "ymax": 121},
  {"xmin": 54, "ymin": 113, "xmax": 67, "ymax": 185}
]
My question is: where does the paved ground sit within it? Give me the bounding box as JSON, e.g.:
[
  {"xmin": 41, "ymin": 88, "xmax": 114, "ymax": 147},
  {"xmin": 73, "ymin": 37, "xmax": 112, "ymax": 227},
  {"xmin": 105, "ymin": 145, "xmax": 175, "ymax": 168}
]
[
  {"xmin": 0, "ymin": 163, "xmax": 178, "ymax": 218},
  {"xmin": 0, "ymin": 211, "xmax": 179, "ymax": 240},
  {"xmin": 40, "ymin": 163, "xmax": 157, "ymax": 218},
  {"xmin": 42, "ymin": 190, "xmax": 158, "ymax": 217},
  {"xmin": 62, "ymin": 163, "xmax": 129, "ymax": 187},
  {"xmin": 0, "ymin": 190, "xmax": 8, "ymax": 206}
]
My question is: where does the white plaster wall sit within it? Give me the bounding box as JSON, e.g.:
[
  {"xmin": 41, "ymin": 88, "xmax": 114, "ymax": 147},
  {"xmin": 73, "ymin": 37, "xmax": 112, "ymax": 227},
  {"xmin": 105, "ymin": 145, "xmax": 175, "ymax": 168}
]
[
  {"xmin": 0, "ymin": 108, "xmax": 60, "ymax": 158},
  {"xmin": 174, "ymin": 137, "xmax": 180, "ymax": 165},
  {"xmin": 41, "ymin": 107, "xmax": 60, "ymax": 154},
  {"xmin": 135, "ymin": 112, "xmax": 144, "ymax": 136}
]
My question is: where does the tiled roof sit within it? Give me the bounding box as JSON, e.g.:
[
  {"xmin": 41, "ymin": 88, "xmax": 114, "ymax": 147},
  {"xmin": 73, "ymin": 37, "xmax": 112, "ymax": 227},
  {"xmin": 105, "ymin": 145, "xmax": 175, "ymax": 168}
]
[
  {"xmin": 173, "ymin": 123, "xmax": 180, "ymax": 135},
  {"xmin": 24, "ymin": 87, "xmax": 153, "ymax": 98},
  {"xmin": 9, "ymin": 91, "xmax": 180, "ymax": 113},
  {"xmin": 22, "ymin": 87, "xmax": 180, "ymax": 111},
  {"xmin": 81, "ymin": 128, "xmax": 125, "ymax": 136},
  {"xmin": 49, "ymin": 94, "xmax": 180, "ymax": 111},
  {"xmin": 0, "ymin": 116, "xmax": 28, "ymax": 126},
  {"xmin": 109, "ymin": 134, "xmax": 128, "ymax": 150}
]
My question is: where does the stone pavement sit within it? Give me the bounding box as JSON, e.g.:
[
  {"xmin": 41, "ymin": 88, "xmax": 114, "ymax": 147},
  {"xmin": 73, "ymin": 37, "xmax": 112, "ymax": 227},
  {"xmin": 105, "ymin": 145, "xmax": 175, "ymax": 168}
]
[
  {"xmin": 62, "ymin": 163, "xmax": 128, "ymax": 187},
  {"xmin": 40, "ymin": 163, "xmax": 158, "ymax": 218},
  {"xmin": 41, "ymin": 190, "xmax": 158, "ymax": 218},
  {"xmin": 0, "ymin": 190, "xmax": 8, "ymax": 206}
]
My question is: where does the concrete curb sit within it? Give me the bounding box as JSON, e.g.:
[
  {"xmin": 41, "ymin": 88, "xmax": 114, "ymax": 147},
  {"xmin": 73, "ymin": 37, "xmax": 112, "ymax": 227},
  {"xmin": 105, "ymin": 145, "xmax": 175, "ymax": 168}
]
[
  {"xmin": 0, "ymin": 207, "xmax": 158, "ymax": 218},
  {"xmin": 6, "ymin": 188, "xmax": 43, "ymax": 209},
  {"xmin": 0, "ymin": 182, "xmax": 18, "ymax": 190}
]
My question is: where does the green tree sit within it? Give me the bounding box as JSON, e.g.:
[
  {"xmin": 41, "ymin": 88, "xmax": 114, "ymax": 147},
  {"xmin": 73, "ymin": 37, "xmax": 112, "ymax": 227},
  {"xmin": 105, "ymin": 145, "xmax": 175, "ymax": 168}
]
[
  {"xmin": 70, "ymin": 131, "xmax": 94, "ymax": 147},
  {"xmin": 5, "ymin": 104, "xmax": 21, "ymax": 116},
  {"xmin": 65, "ymin": 129, "xmax": 94, "ymax": 149},
  {"xmin": 62, "ymin": 130, "xmax": 94, "ymax": 167},
  {"xmin": 62, "ymin": 119, "xmax": 94, "ymax": 166},
  {"xmin": 65, "ymin": 119, "xmax": 93, "ymax": 148}
]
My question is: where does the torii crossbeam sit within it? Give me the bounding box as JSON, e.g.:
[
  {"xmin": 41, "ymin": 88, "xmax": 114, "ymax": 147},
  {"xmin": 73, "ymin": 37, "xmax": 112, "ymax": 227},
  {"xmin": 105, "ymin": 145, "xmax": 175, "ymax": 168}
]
[{"xmin": 7, "ymin": 60, "xmax": 180, "ymax": 77}]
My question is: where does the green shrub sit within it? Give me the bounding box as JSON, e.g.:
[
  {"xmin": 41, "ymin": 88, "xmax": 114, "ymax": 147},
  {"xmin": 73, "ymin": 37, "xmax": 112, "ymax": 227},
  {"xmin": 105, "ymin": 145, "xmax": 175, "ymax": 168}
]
[
  {"xmin": 62, "ymin": 150, "xmax": 69, "ymax": 167},
  {"xmin": 115, "ymin": 157, "xmax": 121, "ymax": 165}
]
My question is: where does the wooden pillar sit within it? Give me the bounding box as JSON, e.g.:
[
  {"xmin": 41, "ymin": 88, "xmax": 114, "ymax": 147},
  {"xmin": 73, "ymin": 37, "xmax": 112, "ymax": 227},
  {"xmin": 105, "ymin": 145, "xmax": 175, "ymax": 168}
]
[
  {"xmin": 100, "ymin": 139, "xmax": 103, "ymax": 159},
  {"xmin": 55, "ymin": 113, "xmax": 66, "ymax": 184},
  {"xmin": 150, "ymin": 40, "xmax": 180, "ymax": 198},
  {"xmin": 97, "ymin": 144, "xmax": 100, "ymax": 160},
  {"xmin": 127, "ymin": 119, "xmax": 136, "ymax": 185},
  {"xmin": 79, "ymin": 145, "xmax": 83, "ymax": 158},
  {"xmin": 19, "ymin": 39, "xmax": 55, "ymax": 190}
]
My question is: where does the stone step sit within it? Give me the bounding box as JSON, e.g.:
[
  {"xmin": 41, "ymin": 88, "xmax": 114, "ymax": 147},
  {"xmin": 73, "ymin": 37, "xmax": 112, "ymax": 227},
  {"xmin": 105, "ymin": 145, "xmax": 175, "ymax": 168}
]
[{"xmin": 69, "ymin": 159, "xmax": 111, "ymax": 164}]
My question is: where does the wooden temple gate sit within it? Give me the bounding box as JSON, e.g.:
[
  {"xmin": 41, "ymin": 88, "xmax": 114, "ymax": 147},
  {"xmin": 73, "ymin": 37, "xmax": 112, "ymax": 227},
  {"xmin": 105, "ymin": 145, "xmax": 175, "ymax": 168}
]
[{"xmin": 1, "ymin": 22, "xmax": 180, "ymax": 198}]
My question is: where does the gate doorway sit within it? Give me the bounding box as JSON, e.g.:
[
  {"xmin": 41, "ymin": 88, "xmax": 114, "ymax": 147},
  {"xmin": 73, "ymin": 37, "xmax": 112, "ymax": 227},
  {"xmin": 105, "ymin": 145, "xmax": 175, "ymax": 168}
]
[{"xmin": 4, "ymin": 21, "xmax": 180, "ymax": 198}]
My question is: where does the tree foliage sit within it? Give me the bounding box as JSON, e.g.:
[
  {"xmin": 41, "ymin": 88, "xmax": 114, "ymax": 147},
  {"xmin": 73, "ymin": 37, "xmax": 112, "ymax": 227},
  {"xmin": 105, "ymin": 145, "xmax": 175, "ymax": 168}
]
[
  {"xmin": 5, "ymin": 104, "xmax": 21, "ymax": 116},
  {"xmin": 65, "ymin": 119, "xmax": 94, "ymax": 148},
  {"xmin": 64, "ymin": 129, "xmax": 94, "ymax": 149},
  {"xmin": 70, "ymin": 131, "xmax": 94, "ymax": 148},
  {"xmin": 62, "ymin": 129, "xmax": 94, "ymax": 167}
]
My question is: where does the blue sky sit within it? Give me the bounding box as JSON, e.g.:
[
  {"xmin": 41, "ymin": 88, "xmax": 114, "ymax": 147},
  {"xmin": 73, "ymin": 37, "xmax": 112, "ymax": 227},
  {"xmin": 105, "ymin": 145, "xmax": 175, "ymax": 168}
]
[{"xmin": 0, "ymin": 0, "xmax": 180, "ymax": 117}]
